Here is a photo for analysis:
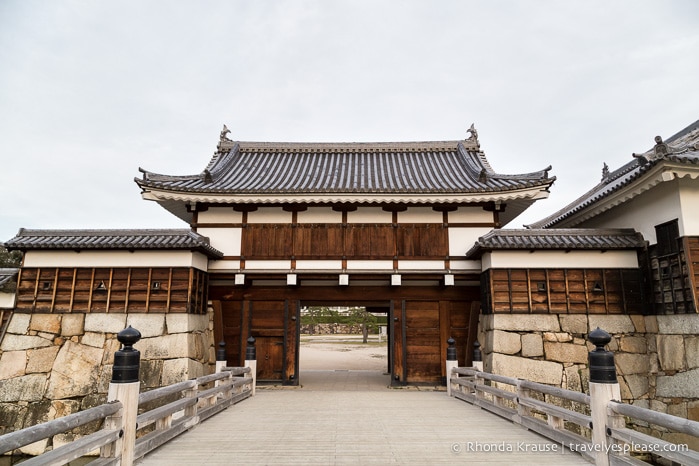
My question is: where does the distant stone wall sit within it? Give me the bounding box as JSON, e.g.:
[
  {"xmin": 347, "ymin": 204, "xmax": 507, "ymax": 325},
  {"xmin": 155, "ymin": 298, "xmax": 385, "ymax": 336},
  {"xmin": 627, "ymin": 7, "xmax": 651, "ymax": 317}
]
[
  {"xmin": 301, "ymin": 323, "xmax": 371, "ymax": 334},
  {"xmin": 0, "ymin": 309, "xmax": 216, "ymax": 453},
  {"xmin": 479, "ymin": 313, "xmax": 699, "ymax": 447}
]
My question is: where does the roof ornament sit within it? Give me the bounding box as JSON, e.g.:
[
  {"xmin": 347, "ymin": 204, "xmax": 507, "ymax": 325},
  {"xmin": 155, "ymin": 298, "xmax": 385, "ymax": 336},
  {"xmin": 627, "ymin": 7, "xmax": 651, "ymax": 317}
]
[
  {"xmin": 202, "ymin": 169, "xmax": 213, "ymax": 183},
  {"xmin": 601, "ymin": 163, "xmax": 609, "ymax": 182},
  {"xmin": 466, "ymin": 123, "xmax": 480, "ymax": 147},
  {"xmin": 217, "ymin": 124, "xmax": 235, "ymax": 152},
  {"xmin": 478, "ymin": 168, "xmax": 488, "ymax": 183}
]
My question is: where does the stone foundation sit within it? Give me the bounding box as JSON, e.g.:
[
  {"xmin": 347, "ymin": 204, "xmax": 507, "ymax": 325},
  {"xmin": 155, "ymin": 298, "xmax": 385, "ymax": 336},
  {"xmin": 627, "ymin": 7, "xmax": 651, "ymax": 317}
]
[
  {"xmin": 0, "ymin": 308, "xmax": 217, "ymax": 453},
  {"xmin": 479, "ymin": 313, "xmax": 699, "ymax": 449}
]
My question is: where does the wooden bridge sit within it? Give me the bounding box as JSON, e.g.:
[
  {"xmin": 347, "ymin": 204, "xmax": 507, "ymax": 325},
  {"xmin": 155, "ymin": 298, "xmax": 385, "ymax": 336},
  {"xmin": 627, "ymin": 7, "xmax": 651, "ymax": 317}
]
[{"xmin": 1, "ymin": 329, "xmax": 698, "ymax": 465}]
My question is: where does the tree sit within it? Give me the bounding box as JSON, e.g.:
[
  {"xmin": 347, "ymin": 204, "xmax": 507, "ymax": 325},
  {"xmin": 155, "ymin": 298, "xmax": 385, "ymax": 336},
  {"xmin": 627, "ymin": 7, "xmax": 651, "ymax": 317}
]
[
  {"xmin": 346, "ymin": 307, "xmax": 379, "ymax": 343},
  {"xmin": 0, "ymin": 246, "xmax": 22, "ymax": 267}
]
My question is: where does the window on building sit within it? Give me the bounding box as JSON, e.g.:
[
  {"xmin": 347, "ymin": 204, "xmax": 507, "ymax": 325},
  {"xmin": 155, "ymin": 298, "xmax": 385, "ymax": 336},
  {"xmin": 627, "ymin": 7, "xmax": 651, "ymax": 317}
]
[{"xmin": 655, "ymin": 219, "xmax": 679, "ymax": 256}]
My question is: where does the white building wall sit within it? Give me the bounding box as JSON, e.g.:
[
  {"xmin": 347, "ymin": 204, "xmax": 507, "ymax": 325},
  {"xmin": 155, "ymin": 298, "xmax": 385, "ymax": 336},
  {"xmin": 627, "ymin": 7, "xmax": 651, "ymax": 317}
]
[
  {"xmin": 448, "ymin": 207, "xmax": 495, "ymax": 223},
  {"xmin": 197, "ymin": 207, "xmax": 243, "ymax": 223},
  {"xmin": 481, "ymin": 250, "xmax": 639, "ymax": 271},
  {"xmin": 196, "ymin": 227, "xmax": 241, "ymax": 256},
  {"xmin": 0, "ymin": 291, "xmax": 15, "ymax": 309},
  {"xmin": 448, "ymin": 227, "xmax": 493, "ymax": 257},
  {"xmin": 679, "ymin": 177, "xmax": 699, "ymax": 237},
  {"xmin": 247, "ymin": 207, "xmax": 292, "ymax": 223},
  {"xmin": 23, "ymin": 250, "xmax": 210, "ymax": 271},
  {"xmin": 297, "ymin": 207, "xmax": 342, "ymax": 223},
  {"xmin": 578, "ymin": 180, "xmax": 681, "ymax": 244},
  {"xmin": 398, "ymin": 207, "xmax": 442, "ymax": 223}
]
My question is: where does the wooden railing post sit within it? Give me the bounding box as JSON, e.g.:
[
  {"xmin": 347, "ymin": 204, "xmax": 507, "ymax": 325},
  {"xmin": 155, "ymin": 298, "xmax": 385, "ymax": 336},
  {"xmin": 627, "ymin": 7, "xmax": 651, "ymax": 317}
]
[
  {"xmin": 445, "ymin": 337, "xmax": 458, "ymax": 396},
  {"xmin": 102, "ymin": 326, "xmax": 141, "ymax": 466},
  {"xmin": 588, "ymin": 327, "xmax": 623, "ymax": 466},
  {"xmin": 245, "ymin": 336, "xmax": 257, "ymax": 396},
  {"xmin": 472, "ymin": 341, "xmax": 484, "ymax": 397}
]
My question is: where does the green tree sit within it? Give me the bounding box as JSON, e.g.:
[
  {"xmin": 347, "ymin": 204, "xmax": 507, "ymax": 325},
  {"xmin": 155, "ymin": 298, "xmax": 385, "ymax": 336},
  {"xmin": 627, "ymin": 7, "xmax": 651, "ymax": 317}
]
[
  {"xmin": 346, "ymin": 307, "xmax": 378, "ymax": 343},
  {"xmin": 0, "ymin": 246, "xmax": 22, "ymax": 267}
]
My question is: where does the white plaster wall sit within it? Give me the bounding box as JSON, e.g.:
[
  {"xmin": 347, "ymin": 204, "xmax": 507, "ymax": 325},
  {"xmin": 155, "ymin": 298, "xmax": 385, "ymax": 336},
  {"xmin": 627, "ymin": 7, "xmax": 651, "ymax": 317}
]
[
  {"xmin": 481, "ymin": 250, "xmax": 639, "ymax": 270},
  {"xmin": 679, "ymin": 177, "xmax": 699, "ymax": 237},
  {"xmin": 23, "ymin": 250, "xmax": 210, "ymax": 270},
  {"xmin": 244, "ymin": 260, "xmax": 292, "ymax": 270},
  {"xmin": 448, "ymin": 227, "xmax": 494, "ymax": 256},
  {"xmin": 577, "ymin": 180, "xmax": 681, "ymax": 244},
  {"xmin": 207, "ymin": 259, "xmax": 241, "ymax": 270},
  {"xmin": 247, "ymin": 207, "xmax": 292, "ymax": 223},
  {"xmin": 347, "ymin": 207, "xmax": 392, "ymax": 223},
  {"xmin": 197, "ymin": 207, "xmax": 243, "ymax": 223},
  {"xmin": 449, "ymin": 260, "xmax": 481, "ymax": 272},
  {"xmin": 398, "ymin": 260, "xmax": 445, "ymax": 270},
  {"xmin": 0, "ymin": 291, "xmax": 15, "ymax": 309},
  {"xmin": 297, "ymin": 207, "xmax": 342, "ymax": 223},
  {"xmin": 196, "ymin": 227, "xmax": 241, "ymax": 256},
  {"xmin": 448, "ymin": 206, "xmax": 494, "ymax": 223},
  {"xmin": 295, "ymin": 260, "xmax": 343, "ymax": 270},
  {"xmin": 397, "ymin": 207, "xmax": 442, "ymax": 223},
  {"xmin": 346, "ymin": 260, "xmax": 394, "ymax": 270}
]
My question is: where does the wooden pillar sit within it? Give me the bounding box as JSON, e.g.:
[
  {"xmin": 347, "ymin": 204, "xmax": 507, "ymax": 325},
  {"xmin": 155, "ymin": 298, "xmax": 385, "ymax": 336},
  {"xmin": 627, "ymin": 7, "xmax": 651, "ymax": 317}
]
[
  {"xmin": 445, "ymin": 337, "xmax": 458, "ymax": 396},
  {"xmin": 588, "ymin": 327, "xmax": 622, "ymax": 466},
  {"xmin": 245, "ymin": 336, "xmax": 257, "ymax": 396},
  {"xmin": 102, "ymin": 326, "xmax": 141, "ymax": 466}
]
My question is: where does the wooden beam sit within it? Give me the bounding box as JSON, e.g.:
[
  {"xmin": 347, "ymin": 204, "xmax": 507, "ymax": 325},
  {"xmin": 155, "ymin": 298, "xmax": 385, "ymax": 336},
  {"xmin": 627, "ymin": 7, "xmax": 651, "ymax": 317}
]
[
  {"xmin": 68, "ymin": 268, "xmax": 77, "ymax": 313},
  {"xmin": 124, "ymin": 268, "xmax": 132, "ymax": 312},
  {"xmin": 88, "ymin": 268, "xmax": 96, "ymax": 312},
  {"xmin": 145, "ymin": 268, "xmax": 153, "ymax": 313},
  {"xmin": 50, "ymin": 268, "xmax": 59, "ymax": 313},
  {"xmin": 106, "ymin": 268, "xmax": 114, "ymax": 313},
  {"xmin": 166, "ymin": 268, "xmax": 173, "ymax": 312}
]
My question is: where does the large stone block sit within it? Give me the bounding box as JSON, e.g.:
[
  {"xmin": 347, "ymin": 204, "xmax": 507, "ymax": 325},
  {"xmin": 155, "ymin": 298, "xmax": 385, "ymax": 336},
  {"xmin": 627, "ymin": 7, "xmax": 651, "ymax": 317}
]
[
  {"xmin": 657, "ymin": 314, "xmax": 699, "ymax": 334},
  {"xmin": 127, "ymin": 313, "xmax": 166, "ymax": 338},
  {"xmin": 657, "ymin": 335, "xmax": 685, "ymax": 371},
  {"xmin": 60, "ymin": 313, "xmax": 84, "ymax": 336},
  {"xmin": 656, "ymin": 368, "xmax": 699, "ymax": 398},
  {"xmin": 559, "ymin": 315, "xmax": 587, "ymax": 334},
  {"xmin": 0, "ymin": 351, "xmax": 26, "ymax": 380},
  {"xmin": 0, "ymin": 374, "xmax": 48, "ymax": 402},
  {"xmin": 544, "ymin": 342, "xmax": 588, "ymax": 364},
  {"xmin": 6, "ymin": 312, "xmax": 31, "ymax": 334},
  {"xmin": 615, "ymin": 353, "xmax": 650, "ymax": 376},
  {"xmin": 492, "ymin": 330, "xmax": 522, "ymax": 354},
  {"xmin": 491, "ymin": 314, "xmax": 560, "ymax": 332},
  {"xmin": 491, "ymin": 353, "xmax": 562, "ymax": 385},
  {"xmin": 138, "ymin": 333, "xmax": 196, "ymax": 360},
  {"xmin": 588, "ymin": 315, "xmax": 634, "ymax": 334},
  {"xmin": 46, "ymin": 341, "xmax": 104, "ymax": 399},
  {"xmin": 140, "ymin": 359, "xmax": 164, "ymax": 388},
  {"xmin": 619, "ymin": 336, "xmax": 647, "ymax": 354},
  {"xmin": 624, "ymin": 374, "xmax": 650, "ymax": 399},
  {"xmin": 26, "ymin": 346, "xmax": 60, "ymax": 374},
  {"xmin": 29, "ymin": 314, "xmax": 61, "ymax": 334},
  {"xmin": 161, "ymin": 358, "xmax": 205, "ymax": 386},
  {"xmin": 521, "ymin": 333, "xmax": 544, "ymax": 357},
  {"xmin": 81, "ymin": 332, "xmax": 106, "ymax": 348},
  {"xmin": 686, "ymin": 336, "xmax": 699, "ymax": 370},
  {"xmin": 84, "ymin": 313, "xmax": 127, "ymax": 334},
  {"xmin": 1, "ymin": 334, "xmax": 52, "ymax": 351},
  {"xmin": 166, "ymin": 313, "xmax": 209, "ymax": 334},
  {"xmin": 629, "ymin": 315, "xmax": 646, "ymax": 333}
]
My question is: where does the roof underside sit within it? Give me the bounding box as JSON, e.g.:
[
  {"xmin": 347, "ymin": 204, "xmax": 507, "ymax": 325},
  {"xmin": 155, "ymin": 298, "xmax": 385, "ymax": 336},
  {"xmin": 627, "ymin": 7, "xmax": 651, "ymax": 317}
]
[
  {"xmin": 5, "ymin": 229, "xmax": 223, "ymax": 258},
  {"xmin": 465, "ymin": 228, "xmax": 646, "ymax": 259},
  {"xmin": 529, "ymin": 120, "xmax": 699, "ymax": 229},
  {"xmin": 136, "ymin": 137, "xmax": 555, "ymax": 225}
]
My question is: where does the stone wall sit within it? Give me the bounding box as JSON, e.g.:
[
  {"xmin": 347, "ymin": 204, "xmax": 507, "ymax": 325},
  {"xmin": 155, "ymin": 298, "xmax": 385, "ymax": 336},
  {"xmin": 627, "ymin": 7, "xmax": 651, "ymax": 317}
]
[
  {"xmin": 479, "ymin": 313, "xmax": 699, "ymax": 448},
  {"xmin": 0, "ymin": 309, "xmax": 217, "ymax": 454}
]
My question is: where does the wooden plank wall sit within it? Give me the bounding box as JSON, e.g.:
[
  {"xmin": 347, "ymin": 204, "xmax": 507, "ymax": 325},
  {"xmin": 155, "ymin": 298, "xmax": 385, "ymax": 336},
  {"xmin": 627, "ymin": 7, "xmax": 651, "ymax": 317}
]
[
  {"xmin": 241, "ymin": 224, "xmax": 448, "ymax": 260},
  {"xmin": 15, "ymin": 267, "xmax": 208, "ymax": 314},
  {"xmin": 484, "ymin": 268, "xmax": 644, "ymax": 314},
  {"xmin": 648, "ymin": 238, "xmax": 697, "ymax": 314}
]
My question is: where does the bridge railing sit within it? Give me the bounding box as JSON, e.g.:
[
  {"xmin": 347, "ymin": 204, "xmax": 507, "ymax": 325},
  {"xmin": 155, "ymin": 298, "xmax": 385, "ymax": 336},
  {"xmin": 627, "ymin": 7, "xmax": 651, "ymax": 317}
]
[
  {"xmin": 447, "ymin": 330, "xmax": 699, "ymax": 466},
  {"xmin": 0, "ymin": 328, "xmax": 257, "ymax": 466}
]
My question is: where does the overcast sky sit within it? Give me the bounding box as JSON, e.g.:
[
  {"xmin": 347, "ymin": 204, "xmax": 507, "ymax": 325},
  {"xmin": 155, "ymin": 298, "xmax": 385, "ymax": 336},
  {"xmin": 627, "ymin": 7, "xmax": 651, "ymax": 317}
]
[{"xmin": 1, "ymin": 1, "xmax": 698, "ymax": 242}]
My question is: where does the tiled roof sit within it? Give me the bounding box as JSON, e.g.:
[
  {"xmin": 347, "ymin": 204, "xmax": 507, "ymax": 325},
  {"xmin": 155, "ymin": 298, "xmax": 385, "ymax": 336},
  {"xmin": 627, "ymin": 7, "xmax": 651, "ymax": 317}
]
[
  {"xmin": 4, "ymin": 229, "xmax": 223, "ymax": 258},
  {"xmin": 136, "ymin": 139, "xmax": 554, "ymax": 196},
  {"xmin": 0, "ymin": 268, "xmax": 19, "ymax": 288},
  {"xmin": 465, "ymin": 228, "xmax": 646, "ymax": 259},
  {"xmin": 529, "ymin": 120, "xmax": 699, "ymax": 229}
]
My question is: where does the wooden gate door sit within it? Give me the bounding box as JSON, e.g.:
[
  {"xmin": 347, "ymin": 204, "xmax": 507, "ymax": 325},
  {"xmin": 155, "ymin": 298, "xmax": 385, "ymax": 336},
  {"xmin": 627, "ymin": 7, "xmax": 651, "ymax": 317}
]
[{"xmin": 250, "ymin": 300, "xmax": 286, "ymax": 382}]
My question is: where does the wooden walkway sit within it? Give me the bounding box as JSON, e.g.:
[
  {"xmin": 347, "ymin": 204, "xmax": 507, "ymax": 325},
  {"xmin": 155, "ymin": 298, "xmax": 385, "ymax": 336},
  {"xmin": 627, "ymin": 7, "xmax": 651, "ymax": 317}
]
[{"xmin": 136, "ymin": 370, "xmax": 591, "ymax": 465}]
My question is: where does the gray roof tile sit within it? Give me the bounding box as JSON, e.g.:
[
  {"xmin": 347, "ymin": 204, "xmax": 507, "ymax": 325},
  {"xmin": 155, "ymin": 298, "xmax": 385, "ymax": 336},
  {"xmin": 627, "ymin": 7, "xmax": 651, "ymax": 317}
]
[
  {"xmin": 0, "ymin": 268, "xmax": 19, "ymax": 288},
  {"xmin": 465, "ymin": 228, "xmax": 646, "ymax": 259},
  {"xmin": 136, "ymin": 139, "xmax": 554, "ymax": 196},
  {"xmin": 5, "ymin": 229, "xmax": 223, "ymax": 258}
]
